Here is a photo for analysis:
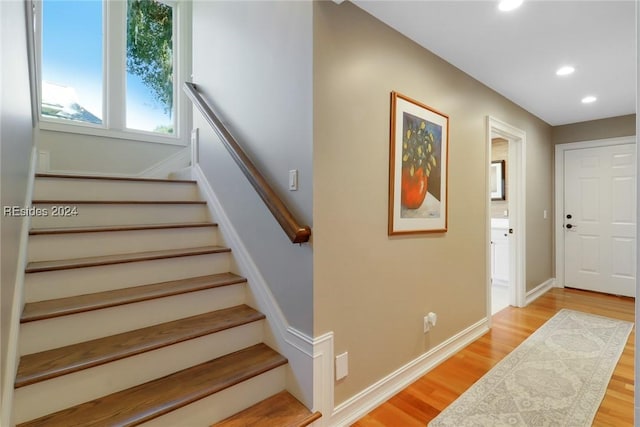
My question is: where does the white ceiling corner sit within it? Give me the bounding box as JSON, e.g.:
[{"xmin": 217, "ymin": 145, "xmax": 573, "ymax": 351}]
[{"xmin": 351, "ymin": 0, "xmax": 636, "ymax": 126}]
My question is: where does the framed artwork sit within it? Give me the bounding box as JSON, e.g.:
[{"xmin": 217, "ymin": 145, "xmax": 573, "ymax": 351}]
[
  {"xmin": 491, "ymin": 160, "xmax": 506, "ymax": 201},
  {"xmin": 388, "ymin": 91, "xmax": 449, "ymax": 235}
]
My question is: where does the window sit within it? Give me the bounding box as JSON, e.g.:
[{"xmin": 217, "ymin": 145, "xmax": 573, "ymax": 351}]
[
  {"xmin": 41, "ymin": 0, "xmax": 103, "ymax": 124},
  {"xmin": 126, "ymin": 0, "xmax": 174, "ymax": 134},
  {"xmin": 37, "ymin": 0, "xmax": 184, "ymax": 141}
]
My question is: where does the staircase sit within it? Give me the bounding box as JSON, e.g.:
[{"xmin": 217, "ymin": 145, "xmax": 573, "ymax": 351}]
[{"xmin": 12, "ymin": 173, "xmax": 320, "ymax": 427}]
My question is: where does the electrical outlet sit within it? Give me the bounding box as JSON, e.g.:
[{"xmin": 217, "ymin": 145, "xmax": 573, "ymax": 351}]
[
  {"xmin": 424, "ymin": 312, "xmax": 438, "ymax": 333},
  {"xmin": 428, "ymin": 312, "xmax": 437, "ymax": 327}
]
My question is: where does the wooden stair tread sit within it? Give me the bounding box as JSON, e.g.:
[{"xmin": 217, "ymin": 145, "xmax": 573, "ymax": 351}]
[
  {"xmin": 21, "ymin": 273, "xmax": 246, "ymax": 322},
  {"xmin": 213, "ymin": 391, "xmax": 322, "ymax": 427},
  {"xmin": 17, "ymin": 343, "xmax": 287, "ymax": 427},
  {"xmin": 16, "ymin": 305, "xmax": 265, "ymax": 388},
  {"xmin": 29, "ymin": 222, "xmax": 217, "ymax": 235},
  {"xmin": 25, "ymin": 245, "xmax": 230, "ymax": 273},
  {"xmin": 31, "ymin": 199, "xmax": 206, "ymax": 204},
  {"xmin": 35, "ymin": 173, "xmax": 196, "ymax": 184}
]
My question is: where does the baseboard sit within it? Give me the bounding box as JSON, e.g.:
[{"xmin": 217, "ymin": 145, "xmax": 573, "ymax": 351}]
[
  {"xmin": 191, "ymin": 164, "xmax": 315, "ymax": 408},
  {"xmin": 525, "ymin": 278, "xmax": 555, "ymax": 305},
  {"xmin": 1, "ymin": 146, "xmax": 38, "ymax": 427},
  {"xmin": 329, "ymin": 317, "xmax": 489, "ymax": 426},
  {"xmin": 137, "ymin": 146, "xmax": 191, "ymax": 178}
]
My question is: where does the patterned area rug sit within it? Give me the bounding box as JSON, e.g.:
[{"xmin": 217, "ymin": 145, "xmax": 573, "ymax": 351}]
[{"xmin": 429, "ymin": 309, "xmax": 633, "ymax": 427}]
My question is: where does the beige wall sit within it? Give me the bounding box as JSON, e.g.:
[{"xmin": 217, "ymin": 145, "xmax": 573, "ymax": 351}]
[
  {"xmin": 552, "ymin": 114, "xmax": 636, "ymax": 145},
  {"xmin": 313, "ymin": 1, "xmax": 553, "ymax": 405}
]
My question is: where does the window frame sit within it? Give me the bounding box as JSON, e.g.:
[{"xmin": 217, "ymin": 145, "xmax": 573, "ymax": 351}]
[{"xmin": 31, "ymin": 0, "xmax": 190, "ymax": 146}]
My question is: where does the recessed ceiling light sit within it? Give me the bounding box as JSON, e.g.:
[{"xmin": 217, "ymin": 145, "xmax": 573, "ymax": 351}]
[
  {"xmin": 498, "ymin": 0, "xmax": 523, "ymax": 12},
  {"xmin": 581, "ymin": 96, "xmax": 597, "ymax": 104},
  {"xmin": 556, "ymin": 66, "xmax": 575, "ymax": 76}
]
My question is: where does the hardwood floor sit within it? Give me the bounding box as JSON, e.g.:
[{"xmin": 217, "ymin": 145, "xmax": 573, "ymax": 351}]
[{"xmin": 352, "ymin": 288, "xmax": 635, "ymax": 426}]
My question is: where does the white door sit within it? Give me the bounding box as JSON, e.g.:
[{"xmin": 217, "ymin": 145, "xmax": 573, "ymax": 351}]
[
  {"xmin": 563, "ymin": 144, "xmax": 636, "ymax": 297},
  {"xmin": 491, "ymin": 228, "xmax": 509, "ymax": 285}
]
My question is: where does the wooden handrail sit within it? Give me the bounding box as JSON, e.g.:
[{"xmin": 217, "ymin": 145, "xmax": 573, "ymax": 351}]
[{"xmin": 184, "ymin": 82, "xmax": 311, "ymax": 244}]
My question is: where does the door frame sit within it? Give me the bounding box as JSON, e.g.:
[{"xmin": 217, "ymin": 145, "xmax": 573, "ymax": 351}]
[
  {"xmin": 487, "ymin": 116, "xmax": 527, "ymax": 322},
  {"xmin": 554, "ymin": 135, "xmax": 636, "ymax": 288}
]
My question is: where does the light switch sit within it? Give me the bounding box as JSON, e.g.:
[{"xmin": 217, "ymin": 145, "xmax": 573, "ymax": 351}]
[{"xmin": 289, "ymin": 169, "xmax": 298, "ymax": 191}]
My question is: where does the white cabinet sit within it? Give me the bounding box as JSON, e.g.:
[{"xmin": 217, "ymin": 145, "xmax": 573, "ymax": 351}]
[{"xmin": 491, "ymin": 227, "xmax": 509, "ymax": 285}]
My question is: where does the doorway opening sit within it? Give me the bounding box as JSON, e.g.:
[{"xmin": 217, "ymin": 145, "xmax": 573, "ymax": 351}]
[{"xmin": 487, "ymin": 117, "xmax": 526, "ymax": 322}]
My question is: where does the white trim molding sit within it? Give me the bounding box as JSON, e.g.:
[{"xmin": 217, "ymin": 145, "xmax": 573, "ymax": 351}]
[
  {"xmin": 137, "ymin": 146, "xmax": 191, "ymax": 178},
  {"xmin": 525, "ymin": 278, "xmax": 556, "ymax": 306},
  {"xmin": 554, "ymin": 136, "xmax": 636, "ymax": 288},
  {"xmin": 329, "ymin": 317, "xmax": 489, "ymax": 426},
  {"xmin": 486, "ymin": 117, "xmax": 527, "ymax": 324},
  {"xmin": 311, "ymin": 332, "xmax": 335, "ymax": 426}
]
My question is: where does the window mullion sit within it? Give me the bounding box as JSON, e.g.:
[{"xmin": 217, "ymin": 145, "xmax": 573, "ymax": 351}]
[{"xmin": 105, "ymin": 0, "xmax": 126, "ymax": 131}]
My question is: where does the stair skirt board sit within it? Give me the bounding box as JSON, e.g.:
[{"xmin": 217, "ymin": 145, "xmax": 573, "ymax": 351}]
[
  {"xmin": 140, "ymin": 367, "xmax": 287, "ymax": 427},
  {"xmin": 19, "ymin": 284, "xmax": 246, "ymax": 355},
  {"xmin": 14, "ymin": 322, "xmax": 265, "ymax": 424},
  {"xmin": 27, "ymin": 226, "xmax": 220, "ymax": 262},
  {"xmin": 33, "ymin": 177, "xmax": 200, "ymax": 202},
  {"xmin": 30, "ymin": 203, "xmax": 210, "ymax": 228},
  {"xmin": 24, "ymin": 252, "xmax": 232, "ymax": 302}
]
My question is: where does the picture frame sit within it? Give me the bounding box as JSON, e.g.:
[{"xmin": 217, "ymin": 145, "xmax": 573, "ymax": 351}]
[
  {"xmin": 491, "ymin": 160, "xmax": 506, "ymax": 201},
  {"xmin": 388, "ymin": 91, "xmax": 449, "ymax": 235}
]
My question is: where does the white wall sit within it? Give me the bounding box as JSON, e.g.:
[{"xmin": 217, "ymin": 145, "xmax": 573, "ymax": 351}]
[
  {"xmin": 191, "ymin": 0, "xmax": 313, "ymax": 335},
  {"xmin": 1, "ymin": 0, "xmax": 35, "ymax": 415},
  {"xmin": 36, "ymin": 129, "xmax": 185, "ymax": 175}
]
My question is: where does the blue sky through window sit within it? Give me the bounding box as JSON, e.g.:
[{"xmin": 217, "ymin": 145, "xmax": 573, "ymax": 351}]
[
  {"xmin": 42, "ymin": 0, "xmax": 103, "ymax": 121},
  {"xmin": 42, "ymin": 0, "xmax": 173, "ymax": 133}
]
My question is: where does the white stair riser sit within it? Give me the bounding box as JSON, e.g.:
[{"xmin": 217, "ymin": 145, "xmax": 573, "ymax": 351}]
[
  {"xmin": 25, "ymin": 252, "xmax": 232, "ymax": 302},
  {"xmin": 14, "ymin": 323, "xmax": 264, "ymax": 424},
  {"xmin": 140, "ymin": 366, "xmax": 286, "ymax": 427},
  {"xmin": 30, "ymin": 204, "xmax": 210, "ymax": 228},
  {"xmin": 28, "ymin": 227, "xmax": 219, "ymax": 262},
  {"xmin": 19, "ymin": 284, "xmax": 247, "ymax": 355},
  {"xmin": 33, "ymin": 179, "xmax": 200, "ymax": 201}
]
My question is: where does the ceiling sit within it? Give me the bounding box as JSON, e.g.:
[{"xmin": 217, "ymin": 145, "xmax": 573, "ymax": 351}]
[{"xmin": 351, "ymin": 0, "xmax": 636, "ymax": 126}]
